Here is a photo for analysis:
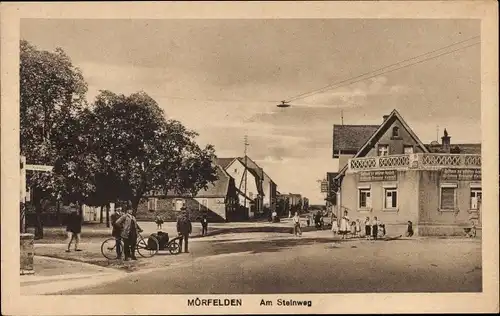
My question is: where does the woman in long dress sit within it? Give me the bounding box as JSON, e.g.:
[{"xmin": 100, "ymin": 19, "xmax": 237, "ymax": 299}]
[{"xmin": 339, "ymin": 210, "xmax": 350, "ymax": 239}]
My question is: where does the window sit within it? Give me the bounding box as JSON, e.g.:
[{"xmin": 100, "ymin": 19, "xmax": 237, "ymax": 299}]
[
  {"xmin": 358, "ymin": 188, "xmax": 371, "ymax": 209},
  {"xmin": 403, "ymin": 145, "xmax": 414, "ymax": 154},
  {"xmin": 384, "ymin": 188, "xmax": 398, "ymax": 209},
  {"xmin": 392, "ymin": 126, "xmax": 399, "ymax": 137},
  {"xmin": 377, "ymin": 145, "xmax": 389, "ymax": 156},
  {"xmin": 470, "ymin": 188, "xmax": 482, "ymax": 210},
  {"xmin": 174, "ymin": 199, "xmax": 185, "ymax": 211},
  {"xmin": 440, "ymin": 185, "xmax": 457, "ymax": 210},
  {"xmin": 147, "ymin": 198, "xmax": 158, "ymax": 211}
]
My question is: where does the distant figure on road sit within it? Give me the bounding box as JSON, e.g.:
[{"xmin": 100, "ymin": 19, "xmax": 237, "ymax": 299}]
[
  {"xmin": 155, "ymin": 213, "xmax": 164, "ymax": 230},
  {"xmin": 200, "ymin": 214, "xmax": 208, "ymax": 237},
  {"xmin": 339, "ymin": 210, "xmax": 350, "ymax": 239},
  {"xmin": 306, "ymin": 214, "xmax": 311, "ymax": 227},
  {"xmin": 372, "ymin": 216, "xmax": 380, "ymax": 240},
  {"xmin": 116, "ymin": 208, "xmax": 142, "ymax": 261},
  {"xmin": 364, "ymin": 217, "xmax": 372, "ymax": 240},
  {"xmin": 177, "ymin": 206, "xmax": 192, "ymax": 253},
  {"xmin": 110, "ymin": 207, "xmax": 123, "ymax": 259},
  {"xmin": 65, "ymin": 205, "xmax": 82, "ymax": 253},
  {"xmin": 292, "ymin": 212, "xmax": 302, "ymax": 237},
  {"xmin": 406, "ymin": 221, "xmax": 414, "ymax": 237}
]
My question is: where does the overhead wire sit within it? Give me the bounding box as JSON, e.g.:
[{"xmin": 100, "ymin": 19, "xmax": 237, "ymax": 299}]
[{"xmin": 284, "ymin": 35, "xmax": 480, "ymax": 103}]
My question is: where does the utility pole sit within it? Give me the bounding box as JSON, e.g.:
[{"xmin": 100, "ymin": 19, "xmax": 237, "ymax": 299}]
[{"xmin": 243, "ymin": 135, "xmax": 249, "ymax": 213}]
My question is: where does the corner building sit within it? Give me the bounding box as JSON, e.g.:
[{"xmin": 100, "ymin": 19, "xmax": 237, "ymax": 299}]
[{"xmin": 331, "ymin": 109, "xmax": 481, "ymax": 236}]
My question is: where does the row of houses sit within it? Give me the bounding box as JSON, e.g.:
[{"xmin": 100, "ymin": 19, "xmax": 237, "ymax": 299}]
[
  {"xmin": 135, "ymin": 156, "xmax": 278, "ymax": 222},
  {"xmin": 328, "ymin": 109, "xmax": 482, "ymax": 236}
]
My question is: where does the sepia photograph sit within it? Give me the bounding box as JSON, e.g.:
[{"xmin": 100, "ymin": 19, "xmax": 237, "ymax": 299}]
[{"xmin": 1, "ymin": 1, "xmax": 498, "ymax": 315}]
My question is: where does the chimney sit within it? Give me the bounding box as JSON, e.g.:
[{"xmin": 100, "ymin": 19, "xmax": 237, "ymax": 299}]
[
  {"xmin": 383, "ymin": 115, "xmax": 389, "ymax": 122},
  {"xmin": 441, "ymin": 128, "xmax": 451, "ymax": 153}
]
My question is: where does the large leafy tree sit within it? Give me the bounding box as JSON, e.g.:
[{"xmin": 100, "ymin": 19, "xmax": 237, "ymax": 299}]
[
  {"xmin": 89, "ymin": 90, "xmax": 218, "ymax": 214},
  {"xmin": 20, "ymin": 40, "xmax": 88, "ymax": 238}
]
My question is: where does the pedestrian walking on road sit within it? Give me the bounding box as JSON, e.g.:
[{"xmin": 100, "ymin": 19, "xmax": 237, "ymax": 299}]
[
  {"xmin": 110, "ymin": 207, "xmax": 123, "ymax": 259},
  {"xmin": 200, "ymin": 214, "xmax": 208, "ymax": 237},
  {"xmin": 339, "ymin": 210, "xmax": 350, "ymax": 239},
  {"xmin": 177, "ymin": 206, "xmax": 192, "ymax": 253},
  {"xmin": 293, "ymin": 212, "xmax": 302, "ymax": 237},
  {"xmin": 116, "ymin": 208, "xmax": 142, "ymax": 261},
  {"xmin": 65, "ymin": 205, "xmax": 82, "ymax": 253}
]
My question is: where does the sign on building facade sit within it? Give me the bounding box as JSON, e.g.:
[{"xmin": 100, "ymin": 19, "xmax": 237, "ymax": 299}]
[
  {"xmin": 359, "ymin": 170, "xmax": 397, "ymax": 182},
  {"xmin": 441, "ymin": 169, "xmax": 481, "ymax": 181},
  {"xmin": 320, "ymin": 180, "xmax": 328, "ymax": 193}
]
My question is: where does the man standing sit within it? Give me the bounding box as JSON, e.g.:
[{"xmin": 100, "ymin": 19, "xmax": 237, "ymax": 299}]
[
  {"xmin": 116, "ymin": 208, "xmax": 142, "ymax": 261},
  {"xmin": 177, "ymin": 206, "xmax": 192, "ymax": 253},
  {"xmin": 110, "ymin": 207, "xmax": 123, "ymax": 259},
  {"xmin": 200, "ymin": 214, "xmax": 208, "ymax": 237},
  {"xmin": 65, "ymin": 204, "xmax": 82, "ymax": 253}
]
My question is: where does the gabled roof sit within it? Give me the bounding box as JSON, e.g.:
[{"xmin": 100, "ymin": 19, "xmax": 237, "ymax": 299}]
[
  {"xmin": 215, "ymin": 157, "xmax": 236, "ymax": 169},
  {"xmin": 237, "ymin": 157, "xmax": 264, "ymax": 179},
  {"xmin": 333, "ymin": 125, "xmax": 379, "ymax": 156},
  {"xmin": 354, "ymin": 109, "xmax": 430, "ymax": 158}
]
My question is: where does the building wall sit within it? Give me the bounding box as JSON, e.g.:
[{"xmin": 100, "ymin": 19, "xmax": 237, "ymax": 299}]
[
  {"xmin": 365, "ymin": 119, "xmax": 426, "ymax": 157},
  {"xmin": 225, "ymin": 159, "xmax": 259, "ymax": 200},
  {"xmin": 340, "ymin": 170, "xmax": 420, "ymax": 236},
  {"xmin": 418, "ymin": 170, "xmax": 481, "ymax": 236},
  {"xmin": 262, "ymin": 176, "xmax": 277, "ymax": 211},
  {"xmin": 338, "ymin": 154, "xmax": 353, "ymax": 171}
]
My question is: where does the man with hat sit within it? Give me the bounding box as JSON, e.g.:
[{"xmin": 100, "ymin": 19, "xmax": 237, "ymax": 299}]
[
  {"xmin": 176, "ymin": 205, "xmax": 192, "ymax": 253},
  {"xmin": 110, "ymin": 207, "xmax": 124, "ymax": 259}
]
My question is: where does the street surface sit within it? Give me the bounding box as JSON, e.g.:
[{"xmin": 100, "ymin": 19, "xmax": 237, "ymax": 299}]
[{"xmin": 52, "ymin": 231, "xmax": 481, "ymax": 294}]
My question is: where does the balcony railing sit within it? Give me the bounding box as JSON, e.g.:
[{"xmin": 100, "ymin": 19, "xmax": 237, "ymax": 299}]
[{"xmin": 348, "ymin": 153, "xmax": 481, "ymax": 171}]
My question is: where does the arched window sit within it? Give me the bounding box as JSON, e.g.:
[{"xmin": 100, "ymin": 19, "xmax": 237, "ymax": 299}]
[{"xmin": 392, "ymin": 126, "xmax": 399, "ymax": 137}]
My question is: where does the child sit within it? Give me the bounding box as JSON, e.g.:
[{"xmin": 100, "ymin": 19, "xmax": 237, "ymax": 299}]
[
  {"xmin": 155, "ymin": 214, "xmax": 164, "ymax": 230},
  {"xmin": 350, "ymin": 221, "xmax": 356, "ymax": 237},
  {"xmin": 364, "ymin": 217, "xmax": 371, "ymax": 240},
  {"xmin": 331, "ymin": 218, "xmax": 339, "ymax": 236},
  {"xmin": 339, "ymin": 211, "xmax": 350, "ymax": 239},
  {"xmin": 355, "ymin": 219, "xmax": 362, "ymax": 238},
  {"xmin": 378, "ymin": 221, "xmax": 386, "ymax": 238}
]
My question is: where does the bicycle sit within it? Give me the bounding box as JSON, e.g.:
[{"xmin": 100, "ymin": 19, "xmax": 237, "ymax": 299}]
[{"xmin": 101, "ymin": 231, "xmax": 159, "ymax": 260}]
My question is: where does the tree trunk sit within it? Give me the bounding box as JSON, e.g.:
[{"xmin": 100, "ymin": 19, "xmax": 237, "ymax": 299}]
[
  {"xmin": 131, "ymin": 196, "xmax": 141, "ymax": 216},
  {"xmin": 56, "ymin": 200, "xmax": 61, "ymax": 226},
  {"xmin": 100, "ymin": 205, "xmax": 104, "ymax": 224},
  {"xmin": 105, "ymin": 203, "xmax": 111, "ymax": 228}
]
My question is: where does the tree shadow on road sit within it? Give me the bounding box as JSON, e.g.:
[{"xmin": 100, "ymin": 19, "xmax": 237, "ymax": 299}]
[{"xmin": 207, "ymin": 237, "xmax": 339, "ymax": 256}]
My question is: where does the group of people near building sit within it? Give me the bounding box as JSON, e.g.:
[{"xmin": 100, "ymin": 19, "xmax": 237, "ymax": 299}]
[{"xmin": 331, "ymin": 211, "xmax": 387, "ymax": 240}]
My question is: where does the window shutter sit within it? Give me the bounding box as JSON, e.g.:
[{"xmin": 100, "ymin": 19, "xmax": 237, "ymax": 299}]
[{"xmin": 441, "ymin": 188, "xmax": 455, "ymax": 209}]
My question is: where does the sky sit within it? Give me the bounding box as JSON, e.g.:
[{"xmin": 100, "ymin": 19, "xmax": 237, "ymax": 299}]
[{"xmin": 21, "ymin": 19, "xmax": 481, "ymax": 204}]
